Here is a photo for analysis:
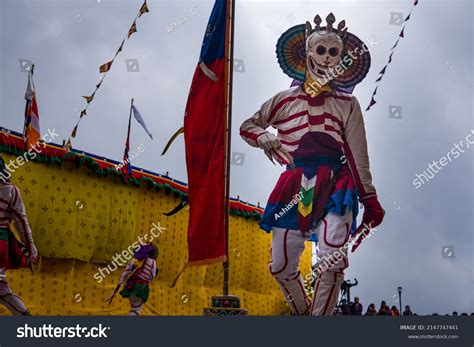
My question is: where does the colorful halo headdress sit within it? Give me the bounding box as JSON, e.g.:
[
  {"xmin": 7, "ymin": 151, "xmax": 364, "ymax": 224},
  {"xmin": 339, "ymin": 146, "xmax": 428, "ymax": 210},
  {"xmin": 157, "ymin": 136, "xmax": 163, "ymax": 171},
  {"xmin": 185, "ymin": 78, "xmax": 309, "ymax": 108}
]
[{"xmin": 276, "ymin": 23, "xmax": 371, "ymax": 90}]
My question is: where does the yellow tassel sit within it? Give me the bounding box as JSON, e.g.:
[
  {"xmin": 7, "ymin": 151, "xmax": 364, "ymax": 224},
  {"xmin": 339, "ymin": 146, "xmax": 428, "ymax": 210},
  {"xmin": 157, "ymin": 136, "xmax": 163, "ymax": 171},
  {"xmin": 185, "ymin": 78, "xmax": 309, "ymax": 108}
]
[{"xmin": 161, "ymin": 127, "xmax": 184, "ymax": 156}]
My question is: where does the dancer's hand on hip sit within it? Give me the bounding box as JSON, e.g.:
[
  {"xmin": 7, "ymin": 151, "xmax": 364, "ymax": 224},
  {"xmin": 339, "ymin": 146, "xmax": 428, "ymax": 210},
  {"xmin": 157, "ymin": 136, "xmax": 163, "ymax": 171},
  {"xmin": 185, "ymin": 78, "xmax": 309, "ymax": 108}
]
[
  {"xmin": 257, "ymin": 132, "xmax": 280, "ymax": 151},
  {"xmin": 258, "ymin": 133, "xmax": 295, "ymax": 168}
]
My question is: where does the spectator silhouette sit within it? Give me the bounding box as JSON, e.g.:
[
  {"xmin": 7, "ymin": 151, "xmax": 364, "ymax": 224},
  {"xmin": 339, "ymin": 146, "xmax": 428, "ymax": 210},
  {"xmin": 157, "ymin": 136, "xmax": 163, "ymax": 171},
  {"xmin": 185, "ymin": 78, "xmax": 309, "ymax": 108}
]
[
  {"xmin": 365, "ymin": 303, "xmax": 377, "ymax": 316},
  {"xmin": 377, "ymin": 301, "xmax": 390, "ymax": 316},
  {"xmin": 403, "ymin": 305, "xmax": 413, "ymax": 316},
  {"xmin": 351, "ymin": 297, "xmax": 363, "ymax": 316}
]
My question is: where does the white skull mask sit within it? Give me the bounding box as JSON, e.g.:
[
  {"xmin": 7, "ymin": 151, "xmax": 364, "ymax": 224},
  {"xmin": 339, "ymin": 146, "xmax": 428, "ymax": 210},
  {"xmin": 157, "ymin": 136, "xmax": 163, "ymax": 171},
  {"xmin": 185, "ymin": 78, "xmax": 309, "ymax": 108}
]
[{"xmin": 306, "ymin": 31, "xmax": 343, "ymax": 85}]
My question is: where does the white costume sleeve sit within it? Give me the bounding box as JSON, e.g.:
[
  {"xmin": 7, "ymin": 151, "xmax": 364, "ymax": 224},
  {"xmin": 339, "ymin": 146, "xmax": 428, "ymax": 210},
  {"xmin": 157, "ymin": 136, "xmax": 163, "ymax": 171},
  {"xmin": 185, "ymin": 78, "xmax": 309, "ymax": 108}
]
[
  {"xmin": 343, "ymin": 97, "xmax": 377, "ymax": 201},
  {"xmin": 118, "ymin": 260, "xmax": 134, "ymax": 285},
  {"xmin": 9, "ymin": 185, "xmax": 37, "ymax": 257},
  {"xmin": 240, "ymin": 92, "xmax": 287, "ymax": 147}
]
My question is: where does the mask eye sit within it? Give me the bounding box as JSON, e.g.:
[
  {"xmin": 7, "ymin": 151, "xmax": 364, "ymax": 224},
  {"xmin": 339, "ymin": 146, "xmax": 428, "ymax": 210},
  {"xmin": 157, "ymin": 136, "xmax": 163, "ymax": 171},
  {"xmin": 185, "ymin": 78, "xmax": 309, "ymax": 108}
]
[
  {"xmin": 328, "ymin": 47, "xmax": 340, "ymax": 57},
  {"xmin": 316, "ymin": 45, "xmax": 326, "ymax": 55}
]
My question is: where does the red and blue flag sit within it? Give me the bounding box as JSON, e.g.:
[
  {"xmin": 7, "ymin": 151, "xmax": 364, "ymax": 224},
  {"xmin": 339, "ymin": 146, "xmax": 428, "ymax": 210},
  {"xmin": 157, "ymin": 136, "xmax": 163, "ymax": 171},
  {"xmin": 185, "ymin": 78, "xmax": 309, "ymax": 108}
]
[{"xmin": 184, "ymin": 0, "xmax": 229, "ymax": 266}]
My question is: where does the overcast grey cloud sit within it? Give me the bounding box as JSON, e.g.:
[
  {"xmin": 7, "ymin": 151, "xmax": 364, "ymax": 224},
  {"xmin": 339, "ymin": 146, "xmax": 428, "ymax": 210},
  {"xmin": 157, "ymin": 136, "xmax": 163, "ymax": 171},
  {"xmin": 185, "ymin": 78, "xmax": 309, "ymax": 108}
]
[{"xmin": 0, "ymin": 0, "xmax": 472, "ymax": 315}]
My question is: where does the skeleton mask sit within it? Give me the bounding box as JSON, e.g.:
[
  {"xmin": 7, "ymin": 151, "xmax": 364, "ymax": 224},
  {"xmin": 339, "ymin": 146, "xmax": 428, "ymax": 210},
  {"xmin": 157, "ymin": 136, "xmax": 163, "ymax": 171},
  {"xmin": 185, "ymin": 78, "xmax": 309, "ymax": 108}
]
[
  {"xmin": 304, "ymin": 14, "xmax": 346, "ymax": 88},
  {"xmin": 306, "ymin": 31, "xmax": 343, "ymax": 85}
]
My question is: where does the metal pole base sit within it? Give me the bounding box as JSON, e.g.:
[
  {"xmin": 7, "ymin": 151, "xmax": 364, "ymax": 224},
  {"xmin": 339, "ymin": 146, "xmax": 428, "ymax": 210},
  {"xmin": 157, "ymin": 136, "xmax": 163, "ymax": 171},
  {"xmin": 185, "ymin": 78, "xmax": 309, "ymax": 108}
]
[{"xmin": 203, "ymin": 295, "xmax": 248, "ymax": 316}]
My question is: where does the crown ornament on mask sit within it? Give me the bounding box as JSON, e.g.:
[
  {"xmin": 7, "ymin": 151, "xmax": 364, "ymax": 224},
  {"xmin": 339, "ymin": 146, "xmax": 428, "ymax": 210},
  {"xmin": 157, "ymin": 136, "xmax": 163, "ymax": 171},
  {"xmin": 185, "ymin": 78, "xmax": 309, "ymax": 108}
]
[{"xmin": 305, "ymin": 13, "xmax": 347, "ymax": 39}]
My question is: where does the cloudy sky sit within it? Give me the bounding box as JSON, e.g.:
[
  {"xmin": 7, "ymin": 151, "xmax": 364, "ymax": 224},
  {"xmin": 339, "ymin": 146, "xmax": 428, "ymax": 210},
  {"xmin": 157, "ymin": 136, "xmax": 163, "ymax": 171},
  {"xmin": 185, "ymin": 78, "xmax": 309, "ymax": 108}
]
[{"xmin": 0, "ymin": 0, "xmax": 472, "ymax": 315}]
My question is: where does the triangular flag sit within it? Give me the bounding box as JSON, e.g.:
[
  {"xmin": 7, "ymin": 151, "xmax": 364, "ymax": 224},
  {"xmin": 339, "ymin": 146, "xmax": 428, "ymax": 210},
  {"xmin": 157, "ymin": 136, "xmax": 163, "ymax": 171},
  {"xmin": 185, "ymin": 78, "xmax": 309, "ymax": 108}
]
[
  {"xmin": 80, "ymin": 109, "xmax": 87, "ymax": 117},
  {"xmin": 379, "ymin": 66, "xmax": 387, "ymax": 75},
  {"xmin": 388, "ymin": 52, "xmax": 394, "ymax": 63},
  {"xmin": 82, "ymin": 94, "xmax": 94, "ymax": 104},
  {"xmin": 373, "ymin": 86, "xmax": 379, "ymax": 96},
  {"xmin": 366, "ymin": 97, "xmax": 377, "ymax": 111},
  {"xmin": 399, "ymin": 28, "xmax": 405, "ymax": 38},
  {"xmin": 375, "ymin": 75, "xmax": 383, "ymax": 82},
  {"xmin": 132, "ymin": 105, "xmax": 153, "ymax": 139},
  {"xmin": 414, "ymin": 0, "xmax": 419, "ymax": 5},
  {"xmin": 404, "ymin": 13, "xmax": 411, "ymax": 22},
  {"xmin": 128, "ymin": 21, "xmax": 137, "ymax": 39},
  {"xmin": 71, "ymin": 125, "xmax": 78, "ymax": 138},
  {"xmin": 99, "ymin": 60, "xmax": 114, "ymax": 73},
  {"xmin": 64, "ymin": 139, "xmax": 72, "ymax": 153},
  {"xmin": 139, "ymin": 1, "xmax": 150, "ymax": 17}
]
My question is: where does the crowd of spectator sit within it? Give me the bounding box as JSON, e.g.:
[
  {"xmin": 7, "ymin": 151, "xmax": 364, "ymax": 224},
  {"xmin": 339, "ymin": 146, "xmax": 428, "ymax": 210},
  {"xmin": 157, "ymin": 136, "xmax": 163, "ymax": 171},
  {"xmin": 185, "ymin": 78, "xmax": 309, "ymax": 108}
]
[
  {"xmin": 335, "ymin": 298, "xmax": 413, "ymax": 316},
  {"xmin": 335, "ymin": 298, "xmax": 473, "ymax": 316}
]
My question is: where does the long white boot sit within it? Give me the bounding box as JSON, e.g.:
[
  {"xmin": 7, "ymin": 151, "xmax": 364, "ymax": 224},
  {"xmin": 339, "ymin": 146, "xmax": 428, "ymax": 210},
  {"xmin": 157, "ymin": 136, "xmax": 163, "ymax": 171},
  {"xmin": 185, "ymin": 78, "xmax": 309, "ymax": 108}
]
[
  {"xmin": 0, "ymin": 280, "xmax": 30, "ymax": 315},
  {"xmin": 311, "ymin": 271, "xmax": 343, "ymax": 316}
]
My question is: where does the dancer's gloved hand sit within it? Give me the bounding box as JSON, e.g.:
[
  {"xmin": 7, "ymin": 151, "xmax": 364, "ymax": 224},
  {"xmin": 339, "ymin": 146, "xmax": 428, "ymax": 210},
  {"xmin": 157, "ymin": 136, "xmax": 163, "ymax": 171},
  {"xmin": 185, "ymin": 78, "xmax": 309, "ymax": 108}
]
[
  {"xmin": 29, "ymin": 243, "xmax": 39, "ymax": 265},
  {"xmin": 257, "ymin": 132, "xmax": 280, "ymax": 151},
  {"xmin": 257, "ymin": 133, "xmax": 295, "ymax": 168},
  {"xmin": 351, "ymin": 196, "xmax": 385, "ymax": 252}
]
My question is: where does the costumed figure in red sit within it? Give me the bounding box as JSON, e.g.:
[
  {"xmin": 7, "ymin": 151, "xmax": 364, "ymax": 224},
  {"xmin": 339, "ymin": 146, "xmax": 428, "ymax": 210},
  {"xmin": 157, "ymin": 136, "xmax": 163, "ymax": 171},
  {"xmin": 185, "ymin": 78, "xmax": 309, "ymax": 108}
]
[
  {"xmin": 240, "ymin": 14, "xmax": 384, "ymax": 315},
  {"xmin": 0, "ymin": 155, "xmax": 39, "ymax": 315}
]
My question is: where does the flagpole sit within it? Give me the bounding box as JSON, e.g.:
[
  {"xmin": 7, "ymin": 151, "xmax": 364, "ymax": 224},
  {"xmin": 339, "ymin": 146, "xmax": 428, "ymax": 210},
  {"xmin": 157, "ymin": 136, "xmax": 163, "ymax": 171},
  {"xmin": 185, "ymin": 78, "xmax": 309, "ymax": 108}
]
[
  {"xmin": 126, "ymin": 98, "xmax": 133, "ymax": 173},
  {"xmin": 129, "ymin": 98, "xmax": 134, "ymax": 120},
  {"xmin": 23, "ymin": 64, "xmax": 35, "ymax": 145},
  {"xmin": 223, "ymin": 0, "xmax": 235, "ymax": 297},
  {"xmin": 128, "ymin": 98, "xmax": 133, "ymax": 143}
]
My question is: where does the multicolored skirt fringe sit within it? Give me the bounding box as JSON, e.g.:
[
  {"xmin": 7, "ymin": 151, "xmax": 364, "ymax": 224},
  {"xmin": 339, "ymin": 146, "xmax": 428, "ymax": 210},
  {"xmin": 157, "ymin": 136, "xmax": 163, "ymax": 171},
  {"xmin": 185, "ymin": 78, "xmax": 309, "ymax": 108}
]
[
  {"xmin": 259, "ymin": 133, "xmax": 359, "ymax": 242},
  {"xmin": 120, "ymin": 279, "xmax": 150, "ymax": 302},
  {"xmin": 0, "ymin": 228, "xmax": 9, "ymax": 268},
  {"xmin": 0, "ymin": 227, "xmax": 29, "ymax": 269}
]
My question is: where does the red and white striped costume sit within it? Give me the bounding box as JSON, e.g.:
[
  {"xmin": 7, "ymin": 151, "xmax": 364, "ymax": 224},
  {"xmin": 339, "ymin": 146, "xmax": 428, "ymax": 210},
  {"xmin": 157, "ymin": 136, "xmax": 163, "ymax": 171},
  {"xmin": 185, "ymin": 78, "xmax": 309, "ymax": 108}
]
[
  {"xmin": 120, "ymin": 258, "xmax": 157, "ymax": 284},
  {"xmin": 0, "ymin": 182, "xmax": 37, "ymax": 315},
  {"xmin": 0, "ymin": 183, "xmax": 37, "ymax": 251},
  {"xmin": 118, "ymin": 257, "xmax": 157, "ymax": 316},
  {"xmin": 240, "ymin": 86, "xmax": 376, "ymax": 201},
  {"xmin": 241, "ymin": 85, "xmax": 380, "ymax": 315}
]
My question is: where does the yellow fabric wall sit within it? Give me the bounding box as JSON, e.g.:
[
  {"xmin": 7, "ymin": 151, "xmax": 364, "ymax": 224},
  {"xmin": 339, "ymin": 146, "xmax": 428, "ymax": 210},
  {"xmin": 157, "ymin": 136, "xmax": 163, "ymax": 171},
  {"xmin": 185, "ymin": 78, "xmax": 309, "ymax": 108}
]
[{"xmin": 0, "ymin": 153, "xmax": 312, "ymax": 315}]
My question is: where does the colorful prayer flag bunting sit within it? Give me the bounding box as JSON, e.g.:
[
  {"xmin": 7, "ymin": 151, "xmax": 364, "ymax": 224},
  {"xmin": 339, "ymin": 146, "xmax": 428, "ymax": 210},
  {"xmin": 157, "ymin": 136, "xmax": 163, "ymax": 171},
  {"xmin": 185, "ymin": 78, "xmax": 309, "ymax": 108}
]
[
  {"xmin": 66, "ymin": 0, "xmax": 151, "ymax": 148},
  {"xmin": 365, "ymin": 0, "xmax": 420, "ymax": 112},
  {"xmin": 71, "ymin": 125, "xmax": 78, "ymax": 138},
  {"xmin": 82, "ymin": 95, "xmax": 94, "ymax": 104},
  {"xmin": 128, "ymin": 21, "xmax": 137, "ymax": 39},
  {"xmin": 139, "ymin": 1, "xmax": 150, "ymax": 17}
]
